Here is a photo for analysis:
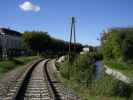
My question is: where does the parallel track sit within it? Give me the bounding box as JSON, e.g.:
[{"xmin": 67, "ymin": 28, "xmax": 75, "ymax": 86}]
[
  {"xmin": 3, "ymin": 59, "xmax": 78, "ymax": 100},
  {"xmin": 15, "ymin": 60, "xmax": 51, "ymax": 100}
]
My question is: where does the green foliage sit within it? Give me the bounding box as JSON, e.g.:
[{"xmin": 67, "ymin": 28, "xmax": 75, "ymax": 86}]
[
  {"xmin": 22, "ymin": 31, "xmax": 83, "ymax": 56},
  {"xmin": 101, "ymin": 28, "xmax": 133, "ymax": 63},
  {"xmin": 112, "ymin": 80, "xmax": 133, "ymax": 98},
  {"xmin": 73, "ymin": 53, "xmax": 96, "ymax": 85},
  {"xmin": 22, "ymin": 31, "xmax": 51, "ymax": 53},
  {"xmin": 92, "ymin": 73, "xmax": 133, "ymax": 99},
  {"xmin": 60, "ymin": 60, "xmax": 71, "ymax": 79},
  {"xmin": 59, "ymin": 52, "xmax": 97, "ymax": 87},
  {"xmin": 0, "ymin": 56, "xmax": 38, "ymax": 74},
  {"xmin": 0, "ymin": 61, "xmax": 16, "ymax": 73},
  {"xmin": 58, "ymin": 54, "xmax": 133, "ymax": 99},
  {"xmin": 68, "ymin": 79, "xmax": 127, "ymax": 100},
  {"xmin": 93, "ymin": 73, "xmax": 115, "ymax": 96}
]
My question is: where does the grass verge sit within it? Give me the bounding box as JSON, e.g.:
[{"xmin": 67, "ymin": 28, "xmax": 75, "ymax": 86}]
[
  {"xmin": 57, "ymin": 70, "xmax": 128, "ymax": 100},
  {"xmin": 56, "ymin": 59, "xmax": 133, "ymax": 100},
  {"xmin": 0, "ymin": 56, "xmax": 39, "ymax": 75}
]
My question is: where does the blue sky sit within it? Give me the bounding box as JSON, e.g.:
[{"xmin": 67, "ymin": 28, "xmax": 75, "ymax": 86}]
[{"xmin": 0, "ymin": 0, "xmax": 133, "ymax": 46}]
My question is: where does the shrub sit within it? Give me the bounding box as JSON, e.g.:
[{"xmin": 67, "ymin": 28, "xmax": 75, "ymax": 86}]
[
  {"xmin": 59, "ymin": 52, "xmax": 97, "ymax": 87},
  {"xmin": 73, "ymin": 53, "xmax": 96, "ymax": 86},
  {"xmin": 60, "ymin": 60, "xmax": 71, "ymax": 79},
  {"xmin": 112, "ymin": 80, "xmax": 133, "ymax": 99},
  {"xmin": 93, "ymin": 73, "xmax": 133, "ymax": 99}
]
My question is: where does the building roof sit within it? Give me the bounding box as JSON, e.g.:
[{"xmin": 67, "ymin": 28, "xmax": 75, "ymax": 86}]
[{"xmin": 0, "ymin": 28, "xmax": 22, "ymax": 36}]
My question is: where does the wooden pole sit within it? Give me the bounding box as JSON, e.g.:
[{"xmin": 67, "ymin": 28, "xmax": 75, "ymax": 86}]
[{"xmin": 69, "ymin": 17, "xmax": 76, "ymax": 58}]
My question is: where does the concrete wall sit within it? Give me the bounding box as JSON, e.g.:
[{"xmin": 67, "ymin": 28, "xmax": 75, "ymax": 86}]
[
  {"xmin": 0, "ymin": 31, "xmax": 22, "ymax": 59},
  {"xmin": 0, "ymin": 34, "xmax": 22, "ymax": 50}
]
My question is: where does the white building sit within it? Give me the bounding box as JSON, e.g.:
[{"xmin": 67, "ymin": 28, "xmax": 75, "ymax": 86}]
[
  {"xmin": 80, "ymin": 47, "xmax": 90, "ymax": 55},
  {"xmin": 83, "ymin": 47, "xmax": 90, "ymax": 52}
]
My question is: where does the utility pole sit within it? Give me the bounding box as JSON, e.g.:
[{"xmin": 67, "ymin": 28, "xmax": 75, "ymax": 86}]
[
  {"xmin": 69, "ymin": 17, "xmax": 76, "ymax": 60},
  {"xmin": 67, "ymin": 17, "xmax": 76, "ymax": 80}
]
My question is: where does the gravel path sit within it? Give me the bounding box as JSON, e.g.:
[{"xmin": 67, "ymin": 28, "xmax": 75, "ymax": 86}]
[{"xmin": 47, "ymin": 60, "xmax": 79, "ymax": 100}]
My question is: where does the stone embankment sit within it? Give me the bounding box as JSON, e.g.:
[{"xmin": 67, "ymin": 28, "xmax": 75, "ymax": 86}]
[{"xmin": 104, "ymin": 65, "xmax": 131, "ymax": 84}]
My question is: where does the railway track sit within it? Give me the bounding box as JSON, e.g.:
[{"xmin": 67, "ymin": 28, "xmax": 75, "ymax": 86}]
[
  {"xmin": 2, "ymin": 59, "xmax": 78, "ymax": 100},
  {"xmin": 45, "ymin": 61, "xmax": 78, "ymax": 100}
]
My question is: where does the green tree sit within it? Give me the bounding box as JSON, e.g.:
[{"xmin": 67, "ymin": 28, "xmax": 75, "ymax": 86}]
[
  {"xmin": 22, "ymin": 31, "xmax": 51, "ymax": 54},
  {"xmin": 101, "ymin": 27, "xmax": 133, "ymax": 62},
  {"xmin": 22, "ymin": 31, "xmax": 83, "ymax": 56}
]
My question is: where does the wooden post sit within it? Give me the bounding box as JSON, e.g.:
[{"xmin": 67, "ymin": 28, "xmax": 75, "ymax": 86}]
[
  {"xmin": 68, "ymin": 17, "xmax": 76, "ymax": 61},
  {"xmin": 68, "ymin": 17, "xmax": 76, "ymax": 80}
]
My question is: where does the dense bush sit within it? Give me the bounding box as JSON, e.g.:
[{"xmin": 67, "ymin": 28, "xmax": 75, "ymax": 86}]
[
  {"xmin": 99, "ymin": 27, "xmax": 133, "ymax": 99},
  {"xmin": 101, "ymin": 28, "xmax": 133, "ymax": 63},
  {"xmin": 58, "ymin": 51, "xmax": 133, "ymax": 99},
  {"xmin": 60, "ymin": 60, "xmax": 71, "ymax": 79},
  {"xmin": 112, "ymin": 80, "xmax": 133, "ymax": 98},
  {"xmin": 74, "ymin": 53, "xmax": 96, "ymax": 85},
  {"xmin": 59, "ymin": 52, "xmax": 97, "ymax": 87},
  {"xmin": 93, "ymin": 73, "xmax": 133, "ymax": 99}
]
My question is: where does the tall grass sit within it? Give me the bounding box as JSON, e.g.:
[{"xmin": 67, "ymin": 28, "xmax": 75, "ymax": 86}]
[{"xmin": 57, "ymin": 52, "xmax": 133, "ymax": 100}]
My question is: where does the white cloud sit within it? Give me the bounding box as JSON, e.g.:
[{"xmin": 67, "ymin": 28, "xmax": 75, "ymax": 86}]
[{"xmin": 19, "ymin": 1, "xmax": 40, "ymax": 12}]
